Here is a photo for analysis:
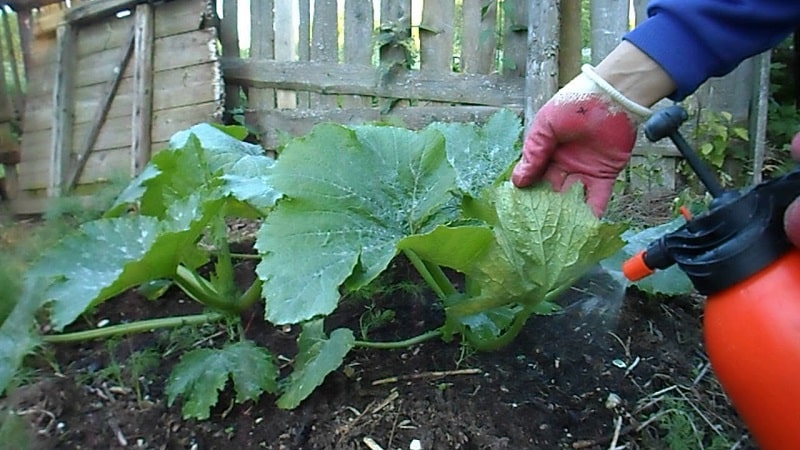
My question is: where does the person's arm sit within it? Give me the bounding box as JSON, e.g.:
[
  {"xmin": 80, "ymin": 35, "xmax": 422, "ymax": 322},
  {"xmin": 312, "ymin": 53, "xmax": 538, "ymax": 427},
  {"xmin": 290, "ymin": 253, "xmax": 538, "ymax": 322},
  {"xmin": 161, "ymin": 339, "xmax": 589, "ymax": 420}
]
[
  {"xmin": 594, "ymin": 41, "xmax": 675, "ymax": 108},
  {"xmin": 625, "ymin": 0, "xmax": 800, "ymax": 100},
  {"xmin": 512, "ymin": 0, "xmax": 800, "ymax": 218}
]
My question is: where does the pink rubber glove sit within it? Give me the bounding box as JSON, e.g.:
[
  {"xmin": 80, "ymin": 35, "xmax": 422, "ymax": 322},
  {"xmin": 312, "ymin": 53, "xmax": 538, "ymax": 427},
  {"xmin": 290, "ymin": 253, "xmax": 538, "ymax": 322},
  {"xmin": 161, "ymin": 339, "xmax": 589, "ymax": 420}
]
[
  {"xmin": 511, "ymin": 66, "xmax": 650, "ymax": 216},
  {"xmin": 783, "ymin": 132, "xmax": 800, "ymax": 248}
]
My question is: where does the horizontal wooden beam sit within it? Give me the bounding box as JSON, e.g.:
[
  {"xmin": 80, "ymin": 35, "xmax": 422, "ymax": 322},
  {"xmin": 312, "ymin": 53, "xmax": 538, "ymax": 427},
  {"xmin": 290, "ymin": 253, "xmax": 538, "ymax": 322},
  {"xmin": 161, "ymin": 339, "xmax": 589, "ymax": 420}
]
[
  {"xmin": 3, "ymin": 0, "xmax": 62, "ymax": 11},
  {"xmin": 246, "ymin": 105, "xmax": 524, "ymax": 150},
  {"xmin": 64, "ymin": 0, "xmax": 142, "ymax": 24},
  {"xmin": 222, "ymin": 58, "xmax": 526, "ymax": 107}
]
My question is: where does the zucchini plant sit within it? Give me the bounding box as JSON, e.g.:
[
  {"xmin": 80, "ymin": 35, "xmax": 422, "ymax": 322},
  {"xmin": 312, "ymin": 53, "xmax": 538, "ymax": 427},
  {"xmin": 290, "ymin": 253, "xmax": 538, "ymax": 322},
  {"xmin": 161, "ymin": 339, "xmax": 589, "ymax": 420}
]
[{"xmin": 0, "ymin": 110, "xmax": 626, "ymax": 419}]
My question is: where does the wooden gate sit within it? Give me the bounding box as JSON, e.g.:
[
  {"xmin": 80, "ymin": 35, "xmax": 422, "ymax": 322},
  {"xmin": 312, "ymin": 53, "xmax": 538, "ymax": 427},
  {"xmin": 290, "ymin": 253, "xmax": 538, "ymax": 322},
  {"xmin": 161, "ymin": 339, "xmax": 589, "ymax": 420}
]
[{"xmin": 11, "ymin": 0, "xmax": 222, "ymax": 215}]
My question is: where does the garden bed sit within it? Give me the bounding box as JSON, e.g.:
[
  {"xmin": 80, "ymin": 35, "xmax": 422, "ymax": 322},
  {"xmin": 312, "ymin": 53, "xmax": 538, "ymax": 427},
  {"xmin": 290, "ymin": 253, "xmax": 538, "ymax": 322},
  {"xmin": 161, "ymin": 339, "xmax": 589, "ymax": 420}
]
[{"xmin": 4, "ymin": 249, "xmax": 753, "ymax": 449}]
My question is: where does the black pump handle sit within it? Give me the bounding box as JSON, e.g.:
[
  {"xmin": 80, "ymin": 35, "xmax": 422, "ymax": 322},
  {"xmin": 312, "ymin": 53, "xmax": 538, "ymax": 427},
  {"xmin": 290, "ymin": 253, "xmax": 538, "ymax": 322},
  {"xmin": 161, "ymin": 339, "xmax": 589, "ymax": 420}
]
[{"xmin": 643, "ymin": 105, "xmax": 725, "ymax": 198}]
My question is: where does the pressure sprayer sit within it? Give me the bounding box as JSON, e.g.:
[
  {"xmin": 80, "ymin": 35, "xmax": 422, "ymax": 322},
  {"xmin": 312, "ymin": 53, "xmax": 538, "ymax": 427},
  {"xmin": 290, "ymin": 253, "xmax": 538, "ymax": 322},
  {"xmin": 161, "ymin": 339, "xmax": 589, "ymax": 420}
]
[{"xmin": 621, "ymin": 105, "xmax": 800, "ymax": 449}]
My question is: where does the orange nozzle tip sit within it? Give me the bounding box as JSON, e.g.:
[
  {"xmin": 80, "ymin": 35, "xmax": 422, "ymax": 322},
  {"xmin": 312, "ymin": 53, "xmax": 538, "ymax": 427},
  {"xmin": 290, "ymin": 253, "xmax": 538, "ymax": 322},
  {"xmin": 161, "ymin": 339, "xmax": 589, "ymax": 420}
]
[{"xmin": 622, "ymin": 250, "xmax": 653, "ymax": 281}]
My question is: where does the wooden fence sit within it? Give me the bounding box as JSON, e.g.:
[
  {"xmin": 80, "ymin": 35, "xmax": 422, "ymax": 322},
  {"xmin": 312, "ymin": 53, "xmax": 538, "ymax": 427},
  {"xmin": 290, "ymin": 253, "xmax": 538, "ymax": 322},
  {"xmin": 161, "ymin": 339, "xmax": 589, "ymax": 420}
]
[
  {"xmin": 219, "ymin": 0, "xmax": 759, "ymax": 189},
  {"xmin": 0, "ymin": 0, "xmax": 763, "ymax": 215}
]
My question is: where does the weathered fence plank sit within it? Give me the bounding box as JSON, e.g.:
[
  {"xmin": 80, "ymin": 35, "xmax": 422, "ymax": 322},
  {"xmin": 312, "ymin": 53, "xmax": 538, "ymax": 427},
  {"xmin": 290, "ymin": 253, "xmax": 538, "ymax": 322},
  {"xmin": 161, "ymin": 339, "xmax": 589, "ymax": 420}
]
[
  {"xmin": 131, "ymin": 3, "xmax": 154, "ymax": 176},
  {"xmin": 250, "ymin": 105, "xmax": 523, "ymax": 150},
  {"xmin": 274, "ymin": 2, "xmax": 296, "ymax": 108},
  {"xmin": 222, "ymin": 58, "xmax": 524, "ymax": 107},
  {"xmin": 559, "ymin": 0, "xmax": 582, "ymax": 84},
  {"xmin": 379, "ymin": 1, "xmax": 411, "ymax": 67},
  {"xmin": 311, "ymin": 0, "xmax": 338, "ymax": 107},
  {"xmin": 526, "ymin": 0, "xmax": 559, "ymax": 125},
  {"xmin": 296, "ymin": 0, "xmax": 311, "ymax": 108},
  {"xmin": 461, "ymin": 0, "xmax": 497, "ymax": 74},
  {"xmin": 420, "ymin": 0, "xmax": 454, "ymax": 74},
  {"xmin": 219, "ymin": 0, "xmax": 239, "ymax": 110},
  {"xmin": 343, "ymin": 0, "xmax": 374, "ymax": 107},
  {"xmin": 49, "ymin": 23, "xmax": 75, "ymax": 197},
  {"xmin": 503, "ymin": 0, "xmax": 527, "ymax": 76},
  {"xmin": 249, "ymin": 0, "xmax": 275, "ymax": 109},
  {"xmin": 591, "ymin": 0, "xmax": 629, "ymax": 63}
]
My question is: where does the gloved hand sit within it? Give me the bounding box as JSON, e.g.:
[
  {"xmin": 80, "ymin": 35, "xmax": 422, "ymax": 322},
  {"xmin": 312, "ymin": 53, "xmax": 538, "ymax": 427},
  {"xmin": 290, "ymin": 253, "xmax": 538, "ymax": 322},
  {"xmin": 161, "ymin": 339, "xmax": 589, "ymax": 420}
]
[
  {"xmin": 783, "ymin": 132, "xmax": 800, "ymax": 247},
  {"xmin": 511, "ymin": 65, "xmax": 651, "ymax": 216}
]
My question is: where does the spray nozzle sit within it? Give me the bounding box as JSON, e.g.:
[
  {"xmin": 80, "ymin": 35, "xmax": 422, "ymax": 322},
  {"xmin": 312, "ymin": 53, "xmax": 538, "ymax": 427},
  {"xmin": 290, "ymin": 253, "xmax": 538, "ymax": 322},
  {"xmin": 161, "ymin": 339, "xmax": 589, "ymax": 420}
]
[{"xmin": 622, "ymin": 106, "xmax": 800, "ymax": 294}]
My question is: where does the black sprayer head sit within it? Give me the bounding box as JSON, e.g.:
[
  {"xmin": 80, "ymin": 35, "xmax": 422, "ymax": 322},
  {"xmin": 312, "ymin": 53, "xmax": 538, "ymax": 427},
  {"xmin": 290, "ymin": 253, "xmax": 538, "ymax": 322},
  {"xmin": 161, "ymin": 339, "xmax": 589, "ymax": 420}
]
[{"xmin": 624, "ymin": 106, "xmax": 800, "ymax": 295}]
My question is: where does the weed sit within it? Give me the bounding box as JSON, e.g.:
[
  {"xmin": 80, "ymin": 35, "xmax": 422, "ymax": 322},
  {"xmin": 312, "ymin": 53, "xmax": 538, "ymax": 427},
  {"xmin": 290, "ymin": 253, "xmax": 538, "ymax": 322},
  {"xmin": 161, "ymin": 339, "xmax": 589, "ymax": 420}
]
[
  {"xmin": 358, "ymin": 304, "xmax": 396, "ymax": 340},
  {"xmin": 125, "ymin": 347, "xmax": 161, "ymax": 403}
]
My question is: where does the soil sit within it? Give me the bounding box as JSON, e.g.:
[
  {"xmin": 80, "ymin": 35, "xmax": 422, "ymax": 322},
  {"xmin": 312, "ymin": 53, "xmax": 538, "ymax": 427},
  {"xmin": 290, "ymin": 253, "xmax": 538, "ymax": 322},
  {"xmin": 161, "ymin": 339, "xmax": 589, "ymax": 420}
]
[{"xmin": 2, "ymin": 240, "xmax": 755, "ymax": 450}]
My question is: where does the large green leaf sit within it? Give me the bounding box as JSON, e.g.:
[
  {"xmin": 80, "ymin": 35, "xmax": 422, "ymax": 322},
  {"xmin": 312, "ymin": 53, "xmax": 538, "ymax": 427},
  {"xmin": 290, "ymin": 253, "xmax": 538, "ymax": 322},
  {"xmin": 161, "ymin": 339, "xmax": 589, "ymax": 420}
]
[
  {"xmin": 276, "ymin": 320, "xmax": 355, "ymax": 409},
  {"xmin": 396, "ymin": 225, "xmax": 494, "ymax": 270},
  {"xmin": 109, "ymin": 124, "xmax": 279, "ymax": 217},
  {"xmin": 256, "ymin": 123, "xmax": 457, "ymax": 324},
  {"xmin": 29, "ymin": 196, "xmax": 215, "ymax": 330},
  {"xmin": 0, "ymin": 278, "xmax": 49, "ymax": 395},
  {"xmin": 427, "ymin": 109, "xmax": 522, "ymax": 197},
  {"xmin": 166, "ymin": 340, "xmax": 277, "ymax": 420},
  {"xmin": 442, "ymin": 183, "xmax": 627, "ymax": 344},
  {"xmin": 470, "ymin": 183, "xmax": 626, "ymax": 303}
]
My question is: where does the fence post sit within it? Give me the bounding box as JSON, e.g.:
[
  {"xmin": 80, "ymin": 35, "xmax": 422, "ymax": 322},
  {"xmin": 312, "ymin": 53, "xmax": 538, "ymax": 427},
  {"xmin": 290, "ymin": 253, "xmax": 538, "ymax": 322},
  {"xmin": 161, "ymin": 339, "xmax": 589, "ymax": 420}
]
[
  {"xmin": 131, "ymin": 3, "xmax": 154, "ymax": 177},
  {"xmin": 590, "ymin": 0, "xmax": 629, "ymax": 64},
  {"xmin": 559, "ymin": 0, "xmax": 581, "ymax": 85},
  {"xmin": 220, "ymin": 0, "xmax": 240, "ymax": 111},
  {"xmin": 461, "ymin": 0, "xmax": 496, "ymax": 74},
  {"xmin": 50, "ymin": 23, "xmax": 76, "ymax": 198},
  {"xmin": 526, "ymin": 0, "xmax": 559, "ymax": 128},
  {"xmin": 249, "ymin": 0, "xmax": 275, "ymax": 110},
  {"xmin": 419, "ymin": 0, "xmax": 454, "ymax": 74},
  {"xmin": 343, "ymin": 0, "xmax": 374, "ymax": 106}
]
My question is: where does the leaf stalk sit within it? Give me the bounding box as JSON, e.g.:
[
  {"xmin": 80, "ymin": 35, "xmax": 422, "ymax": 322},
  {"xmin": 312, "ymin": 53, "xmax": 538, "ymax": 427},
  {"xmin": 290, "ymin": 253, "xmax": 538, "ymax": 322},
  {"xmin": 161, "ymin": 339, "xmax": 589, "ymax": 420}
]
[{"xmin": 41, "ymin": 312, "xmax": 225, "ymax": 343}]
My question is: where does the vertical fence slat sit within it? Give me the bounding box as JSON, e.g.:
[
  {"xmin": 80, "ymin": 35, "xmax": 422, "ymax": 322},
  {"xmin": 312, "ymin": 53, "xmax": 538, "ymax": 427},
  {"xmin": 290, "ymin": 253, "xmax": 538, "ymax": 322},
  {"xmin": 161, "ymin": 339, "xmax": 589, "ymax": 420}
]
[
  {"xmin": 502, "ymin": 0, "xmax": 527, "ymax": 76},
  {"xmin": 220, "ymin": 0, "xmax": 240, "ymax": 110},
  {"xmin": 378, "ymin": 0, "xmax": 411, "ymax": 111},
  {"xmin": 50, "ymin": 23, "xmax": 76, "ymax": 197},
  {"xmin": 590, "ymin": 0, "xmax": 629, "ymax": 64},
  {"xmin": 250, "ymin": 0, "xmax": 275, "ymax": 110},
  {"xmin": 296, "ymin": 0, "xmax": 310, "ymax": 108},
  {"xmin": 0, "ymin": 16, "xmax": 11, "ymax": 123},
  {"xmin": 558, "ymin": 0, "xmax": 581, "ymax": 85},
  {"xmin": 379, "ymin": 0, "xmax": 411, "ymax": 67},
  {"xmin": 420, "ymin": 0, "xmax": 454, "ymax": 74},
  {"xmin": 526, "ymin": 0, "xmax": 559, "ymax": 127},
  {"xmin": 461, "ymin": 0, "xmax": 496, "ymax": 74},
  {"xmin": 275, "ymin": 2, "xmax": 296, "ymax": 108},
  {"xmin": 311, "ymin": 0, "xmax": 338, "ymax": 107},
  {"xmin": 343, "ymin": 0, "xmax": 374, "ymax": 107},
  {"xmin": 131, "ymin": 3, "xmax": 154, "ymax": 176},
  {"xmin": 15, "ymin": 10, "xmax": 32, "ymax": 82},
  {"xmin": 2, "ymin": 12, "xmax": 23, "ymax": 117}
]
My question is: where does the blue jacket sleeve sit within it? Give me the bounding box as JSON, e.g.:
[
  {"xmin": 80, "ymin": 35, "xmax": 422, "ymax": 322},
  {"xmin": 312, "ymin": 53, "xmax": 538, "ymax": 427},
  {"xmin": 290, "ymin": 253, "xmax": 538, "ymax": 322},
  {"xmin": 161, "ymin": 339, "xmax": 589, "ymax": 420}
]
[{"xmin": 624, "ymin": 0, "xmax": 800, "ymax": 100}]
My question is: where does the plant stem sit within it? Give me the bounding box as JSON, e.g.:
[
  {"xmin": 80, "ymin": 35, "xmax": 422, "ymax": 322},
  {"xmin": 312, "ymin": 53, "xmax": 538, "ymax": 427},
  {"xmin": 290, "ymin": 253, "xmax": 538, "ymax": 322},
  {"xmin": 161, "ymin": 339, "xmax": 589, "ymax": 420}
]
[
  {"xmin": 174, "ymin": 265, "xmax": 235, "ymax": 312},
  {"xmin": 354, "ymin": 329, "xmax": 441, "ymax": 349},
  {"xmin": 401, "ymin": 249, "xmax": 456, "ymax": 299},
  {"xmin": 469, "ymin": 311, "xmax": 531, "ymax": 351},
  {"xmin": 237, "ymin": 278, "xmax": 263, "ymax": 310},
  {"xmin": 41, "ymin": 312, "xmax": 225, "ymax": 343},
  {"xmin": 230, "ymin": 252, "xmax": 260, "ymax": 260}
]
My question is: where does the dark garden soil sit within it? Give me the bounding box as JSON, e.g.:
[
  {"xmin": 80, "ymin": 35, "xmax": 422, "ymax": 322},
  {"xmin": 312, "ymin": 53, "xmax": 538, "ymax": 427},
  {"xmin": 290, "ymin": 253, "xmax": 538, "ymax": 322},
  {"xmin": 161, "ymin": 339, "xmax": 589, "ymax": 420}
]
[{"xmin": 3, "ymin": 239, "xmax": 755, "ymax": 450}]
